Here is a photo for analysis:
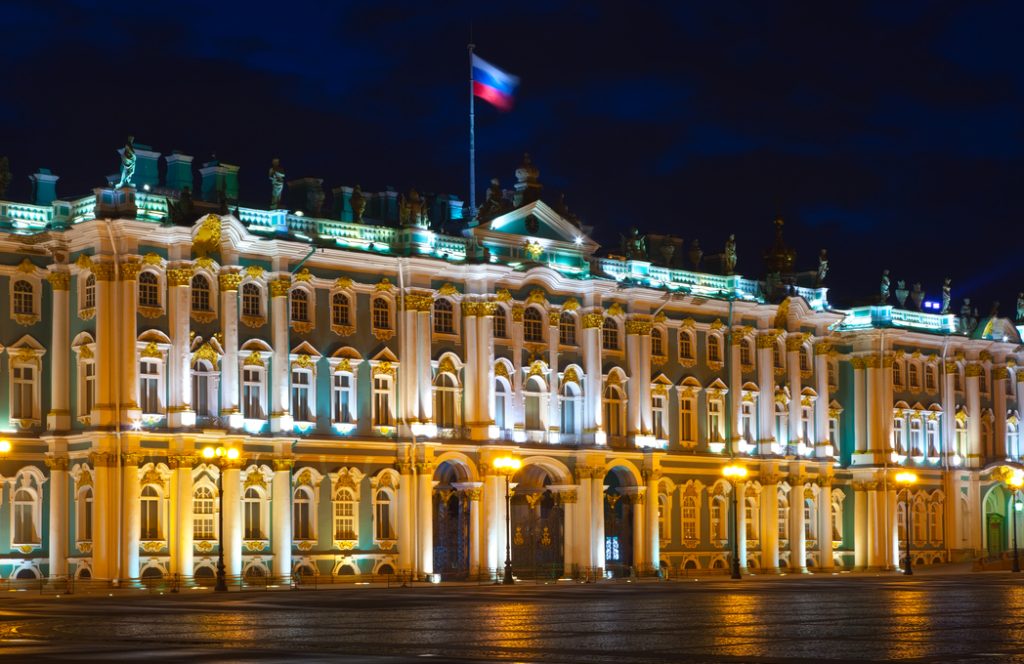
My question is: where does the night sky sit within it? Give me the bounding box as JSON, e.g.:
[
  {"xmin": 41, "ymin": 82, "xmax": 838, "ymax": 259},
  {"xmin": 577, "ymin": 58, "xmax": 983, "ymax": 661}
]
[{"xmin": 2, "ymin": 1, "xmax": 1021, "ymax": 312}]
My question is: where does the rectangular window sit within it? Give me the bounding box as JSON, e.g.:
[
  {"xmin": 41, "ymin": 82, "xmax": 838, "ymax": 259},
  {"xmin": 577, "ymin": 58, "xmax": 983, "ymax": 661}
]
[
  {"xmin": 139, "ymin": 361, "xmax": 160, "ymax": 414},
  {"xmin": 652, "ymin": 395, "xmax": 666, "ymax": 439},
  {"xmin": 193, "ymin": 490, "xmax": 215, "ymax": 540},
  {"xmin": 12, "ymin": 364, "xmax": 34, "ymax": 419},
  {"xmin": 84, "ymin": 362, "xmax": 96, "ymax": 414},
  {"xmin": 333, "ymin": 373, "xmax": 353, "ymax": 424},
  {"xmin": 707, "ymin": 400, "xmax": 722, "ymax": 442},
  {"xmin": 334, "ymin": 498, "xmax": 355, "ymax": 539},
  {"xmin": 375, "ymin": 497, "xmax": 393, "ymax": 540},
  {"xmin": 243, "ymin": 368, "xmax": 264, "ymax": 419},
  {"xmin": 707, "ymin": 337, "xmax": 721, "ymax": 363},
  {"xmin": 291, "ymin": 370, "xmax": 312, "ymax": 422},
  {"xmin": 605, "ymin": 535, "xmax": 620, "ymax": 562},
  {"xmin": 293, "ymin": 499, "xmax": 311, "ymax": 540},
  {"xmin": 681, "ymin": 399, "xmax": 696, "ymax": 444},
  {"xmin": 373, "ymin": 376, "xmax": 392, "ymax": 426}
]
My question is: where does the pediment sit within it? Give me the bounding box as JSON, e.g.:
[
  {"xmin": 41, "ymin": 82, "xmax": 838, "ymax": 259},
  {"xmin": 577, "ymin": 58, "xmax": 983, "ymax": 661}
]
[{"xmin": 473, "ymin": 201, "xmax": 599, "ymax": 254}]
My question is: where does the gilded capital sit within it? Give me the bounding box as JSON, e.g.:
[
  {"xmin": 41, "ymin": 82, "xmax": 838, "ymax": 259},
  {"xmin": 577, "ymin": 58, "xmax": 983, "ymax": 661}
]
[
  {"xmin": 415, "ymin": 461, "xmax": 435, "ymax": 474},
  {"xmin": 625, "ymin": 316, "xmax": 653, "ymax": 336},
  {"xmin": 396, "ymin": 461, "xmax": 413, "ymax": 474},
  {"xmin": 965, "ymin": 363, "xmax": 984, "ymax": 378},
  {"xmin": 47, "ymin": 271, "xmax": 71, "ymax": 291},
  {"xmin": 219, "ymin": 272, "xmax": 243, "ymax": 291},
  {"xmin": 120, "ymin": 260, "xmax": 142, "ymax": 280},
  {"xmin": 167, "ymin": 266, "xmax": 195, "ymax": 287},
  {"xmin": 785, "ymin": 334, "xmax": 808, "ymax": 351},
  {"xmin": 269, "ymin": 278, "xmax": 291, "ymax": 297},
  {"xmin": 462, "ymin": 301, "xmax": 480, "ymax": 317},
  {"xmin": 581, "ymin": 312, "xmax": 603, "ymax": 329},
  {"xmin": 814, "ymin": 341, "xmax": 832, "ymax": 356},
  {"xmin": 273, "ymin": 458, "xmax": 295, "ymax": 471},
  {"xmin": 92, "ymin": 262, "xmax": 116, "ymax": 281},
  {"xmin": 45, "ymin": 455, "xmax": 69, "ymax": 471},
  {"xmin": 122, "ymin": 452, "xmax": 143, "ymax": 466},
  {"xmin": 993, "ymin": 367, "xmax": 1009, "ymax": 381},
  {"xmin": 850, "ymin": 356, "xmax": 866, "ymax": 370},
  {"xmin": 511, "ymin": 305, "xmax": 525, "ymax": 322},
  {"xmin": 558, "ymin": 489, "xmax": 578, "ymax": 503}
]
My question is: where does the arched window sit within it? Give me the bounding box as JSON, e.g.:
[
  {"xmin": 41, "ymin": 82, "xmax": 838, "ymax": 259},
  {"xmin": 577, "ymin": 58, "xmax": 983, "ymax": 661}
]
[
  {"xmin": 138, "ymin": 271, "xmax": 160, "ymax": 308},
  {"xmin": 559, "ymin": 312, "xmax": 576, "ymax": 346},
  {"xmin": 602, "ymin": 382, "xmax": 625, "ymax": 437},
  {"xmin": 745, "ymin": 494, "xmax": 759, "ymax": 541},
  {"xmin": 680, "ymin": 330, "xmax": 695, "ymax": 361},
  {"xmin": 493, "ymin": 307, "xmax": 508, "ymax": 338},
  {"xmin": 83, "ymin": 273, "xmax": 96, "ymax": 310},
  {"xmin": 242, "ymin": 365, "xmax": 265, "ymax": 419},
  {"xmin": 191, "ymin": 274, "xmax": 212, "ymax": 312},
  {"xmin": 374, "ymin": 489, "xmax": 394, "ymax": 540},
  {"xmin": 909, "ymin": 364, "xmax": 920, "ymax": 390},
  {"xmin": 707, "ymin": 395, "xmax": 723, "ymax": 443},
  {"xmin": 710, "ymin": 495, "xmax": 727, "ymax": 540},
  {"xmin": 804, "ymin": 497, "xmax": 816, "ymax": 540},
  {"xmin": 893, "ymin": 361, "xmax": 903, "ymax": 389},
  {"xmin": 494, "ymin": 378, "xmax": 509, "ymax": 431},
  {"xmin": 602, "ymin": 318, "xmax": 619, "ymax": 351},
  {"xmin": 682, "ymin": 495, "xmax": 698, "ymax": 540},
  {"xmin": 11, "ymin": 361, "xmax": 36, "ymax": 420},
  {"xmin": 290, "ymin": 289, "xmax": 309, "ymax": 322},
  {"xmin": 372, "ymin": 297, "xmax": 390, "ymax": 330},
  {"xmin": 192, "ymin": 359, "xmax": 218, "ymax": 419},
  {"xmin": 139, "ymin": 358, "xmax": 162, "ymax": 414},
  {"xmin": 193, "ymin": 486, "xmax": 215, "ymax": 540},
  {"xmin": 523, "ymin": 307, "xmax": 543, "ymax": 342},
  {"xmin": 243, "ymin": 487, "xmax": 263, "ymax": 539},
  {"xmin": 433, "ymin": 299, "xmax": 454, "ymax": 334},
  {"xmin": 955, "ymin": 417, "xmax": 968, "ymax": 459},
  {"xmin": 652, "ymin": 392, "xmax": 668, "ymax": 439},
  {"xmin": 78, "ymin": 486, "xmax": 93, "ymax": 542},
  {"xmin": 707, "ymin": 334, "xmax": 722, "ymax": 364},
  {"xmin": 913, "ymin": 500, "xmax": 926, "ymax": 542},
  {"xmin": 1008, "ymin": 421, "xmax": 1021, "ymax": 460},
  {"xmin": 241, "ymin": 283, "xmax": 262, "ymax": 318},
  {"xmin": 372, "ymin": 374, "xmax": 394, "ymax": 427},
  {"xmin": 680, "ymin": 395, "xmax": 697, "ymax": 444},
  {"xmin": 334, "ymin": 487, "xmax": 356, "ymax": 539},
  {"xmin": 893, "ymin": 417, "xmax": 906, "ymax": 454},
  {"xmin": 896, "ymin": 499, "xmax": 907, "ymax": 542},
  {"xmin": 651, "ymin": 328, "xmax": 664, "ymax": 356},
  {"xmin": 291, "ymin": 368, "xmax": 313, "ymax": 422},
  {"xmin": 926, "ymin": 418, "xmax": 940, "ymax": 457},
  {"xmin": 433, "ymin": 372, "xmax": 459, "ymax": 429},
  {"xmin": 293, "ymin": 487, "xmax": 312, "ymax": 540},
  {"xmin": 925, "ymin": 365, "xmax": 937, "ymax": 391},
  {"xmin": 740, "ymin": 338, "xmax": 753, "ymax": 368},
  {"xmin": 524, "ymin": 375, "xmax": 546, "ymax": 431},
  {"xmin": 13, "ymin": 489, "xmax": 38, "ymax": 544},
  {"xmin": 13, "ymin": 280, "xmax": 33, "ymax": 315},
  {"xmin": 909, "ymin": 418, "xmax": 923, "ymax": 456},
  {"xmin": 560, "ymin": 381, "xmax": 581, "ymax": 435},
  {"xmin": 332, "ymin": 292, "xmax": 350, "ymax": 326},
  {"xmin": 140, "ymin": 486, "xmax": 160, "ymax": 540},
  {"xmin": 928, "ymin": 501, "xmax": 943, "ymax": 541},
  {"xmin": 658, "ymin": 493, "xmax": 669, "ymax": 542}
]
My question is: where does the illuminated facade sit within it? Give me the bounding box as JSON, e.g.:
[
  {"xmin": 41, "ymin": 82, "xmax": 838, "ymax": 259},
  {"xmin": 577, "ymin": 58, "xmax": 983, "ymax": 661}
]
[{"xmin": 0, "ymin": 152, "xmax": 1022, "ymax": 582}]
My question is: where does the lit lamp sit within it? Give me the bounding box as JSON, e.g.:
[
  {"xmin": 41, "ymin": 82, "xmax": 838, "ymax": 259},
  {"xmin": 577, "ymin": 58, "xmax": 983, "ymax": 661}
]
[
  {"xmin": 0, "ymin": 439, "xmax": 11, "ymax": 455},
  {"xmin": 1006, "ymin": 471, "xmax": 1023, "ymax": 574},
  {"xmin": 894, "ymin": 471, "xmax": 917, "ymax": 575},
  {"xmin": 493, "ymin": 455, "xmax": 522, "ymax": 585},
  {"xmin": 202, "ymin": 445, "xmax": 240, "ymax": 592},
  {"xmin": 722, "ymin": 463, "xmax": 748, "ymax": 580}
]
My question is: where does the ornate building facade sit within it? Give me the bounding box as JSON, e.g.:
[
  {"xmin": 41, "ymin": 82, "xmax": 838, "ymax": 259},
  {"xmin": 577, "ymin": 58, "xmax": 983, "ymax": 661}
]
[{"xmin": 0, "ymin": 152, "xmax": 1022, "ymax": 582}]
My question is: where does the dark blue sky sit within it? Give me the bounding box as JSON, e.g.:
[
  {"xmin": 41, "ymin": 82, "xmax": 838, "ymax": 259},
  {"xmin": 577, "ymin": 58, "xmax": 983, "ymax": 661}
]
[{"xmin": 2, "ymin": 1, "xmax": 1021, "ymax": 310}]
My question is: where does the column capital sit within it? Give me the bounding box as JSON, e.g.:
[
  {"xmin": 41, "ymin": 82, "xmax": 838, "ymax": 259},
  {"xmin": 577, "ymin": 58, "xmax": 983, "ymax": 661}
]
[
  {"xmin": 120, "ymin": 260, "xmax": 142, "ymax": 280},
  {"xmin": 122, "ymin": 452, "xmax": 144, "ymax": 466},
  {"xmin": 642, "ymin": 469, "xmax": 663, "ymax": 483},
  {"xmin": 625, "ymin": 316, "xmax": 653, "ymax": 336},
  {"xmin": 167, "ymin": 454, "xmax": 197, "ymax": 469},
  {"xmin": 45, "ymin": 455, "xmax": 69, "ymax": 471},
  {"xmin": 965, "ymin": 362, "xmax": 984, "ymax": 378},
  {"xmin": 273, "ymin": 458, "xmax": 295, "ymax": 472},
  {"xmin": 88, "ymin": 451, "xmax": 118, "ymax": 467},
  {"xmin": 269, "ymin": 277, "xmax": 291, "ymax": 297},
  {"xmin": 219, "ymin": 271, "xmax": 243, "ymax": 291},
  {"xmin": 47, "ymin": 271, "xmax": 71, "ymax": 291},
  {"xmin": 167, "ymin": 265, "xmax": 194, "ymax": 287},
  {"xmin": 396, "ymin": 460, "xmax": 414, "ymax": 474},
  {"xmin": 415, "ymin": 461, "xmax": 435, "ymax": 474}
]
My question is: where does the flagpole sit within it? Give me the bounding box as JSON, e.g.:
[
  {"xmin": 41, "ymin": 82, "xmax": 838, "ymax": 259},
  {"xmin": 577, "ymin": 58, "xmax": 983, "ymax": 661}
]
[{"xmin": 468, "ymin": 41, "xmax": 476, "ymax": 220}]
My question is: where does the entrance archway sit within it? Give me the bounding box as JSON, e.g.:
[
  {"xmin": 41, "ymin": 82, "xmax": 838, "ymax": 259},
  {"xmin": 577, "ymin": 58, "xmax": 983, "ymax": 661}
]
[
  {"xmin": 604, "ymin": 466, "xmax": 640, "ymax": 577},
  {"xmin": 510, "ymin": 464, "xmax": 564, "ymax": 579},
  {"xmin": 433, "ymin": 460, "xmax": 471, "ymax": 579},
  {"xmin": 984, "ymin": 485, "xmax": 1008, "ymax": 558}
]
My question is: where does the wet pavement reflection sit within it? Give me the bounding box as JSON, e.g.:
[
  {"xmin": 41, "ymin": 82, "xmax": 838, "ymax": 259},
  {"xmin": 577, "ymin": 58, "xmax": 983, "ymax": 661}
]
[{"xmin": 3, "ymin": 574, "xmax": 1024, "ymax": 662}]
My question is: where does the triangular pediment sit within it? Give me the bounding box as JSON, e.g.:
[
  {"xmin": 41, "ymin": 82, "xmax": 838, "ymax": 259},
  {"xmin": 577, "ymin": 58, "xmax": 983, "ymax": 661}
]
[{"xmin": 473, "ymin": 201, "xmax": 599, "ymax": 255}]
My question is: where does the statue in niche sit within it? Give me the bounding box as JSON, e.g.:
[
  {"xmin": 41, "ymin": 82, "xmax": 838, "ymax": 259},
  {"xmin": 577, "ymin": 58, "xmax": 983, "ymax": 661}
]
[
  {"xmin": 1017, "ymin": 292, "xmax": 1024, "ymax": 322},
  {"xmin": 879, "ymin": 269, "xmax": 890, "ymax": 304},
  {"xmin": 815, "ymin": 249, "xmax": 829, "ymax": 285},
  {"xmin": 115, "ymin": 135, "xmax": 136, "ymax": 188},
  {"xmin": 620, "ymin": 227, "xmax": 647, "ymax": 260},
  {"xmin": 349, "ymin": 184, "xmax": 366, "ymax": 223},
  {"xmin": 723, "ymin": 234, "xmax": 737, "ymax": 274},
  {"xmin": 268, "ymin": 158, "xmax": 286, "ymax": 209},
  {"xmin": 910, "ymin": 282, "xmax": 924, "ymax": 311},
  {"xmin": 659, "ymin": 236, "xmax": 677, "ymax": 267},
  {"xmin": 895, "ymin": 280, "xmax": 909, "ymax": 308},
  {"xmin": 688, "ymin": 239, "xmax": 703, "ymax": 270},
  {"xmin": 941, "ymin": 277, "xmax": 952, "ymax": 314}
]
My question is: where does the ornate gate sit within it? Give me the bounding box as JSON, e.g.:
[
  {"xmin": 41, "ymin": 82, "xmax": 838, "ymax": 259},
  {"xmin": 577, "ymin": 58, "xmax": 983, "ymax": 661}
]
[
  {"xmin": 511, "ymin": 490, "xmax": 564, "ymax": 578},
  {"xmin": 604, "ymin": 491, "xmax": 634, "ymax": 577},
  {"xmin": 433, "ymin": 489, "xmax": 470, "ymax": 579}
]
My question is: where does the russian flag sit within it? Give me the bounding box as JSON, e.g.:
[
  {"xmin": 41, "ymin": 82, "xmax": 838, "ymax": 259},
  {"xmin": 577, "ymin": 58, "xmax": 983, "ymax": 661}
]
[{"xmin": 472, "ymin": 54, "xmax": 519, "ymax": 111}]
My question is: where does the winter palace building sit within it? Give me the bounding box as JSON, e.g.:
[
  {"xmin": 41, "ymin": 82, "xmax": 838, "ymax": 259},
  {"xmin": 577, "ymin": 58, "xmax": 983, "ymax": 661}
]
[{"xmin": 0, "ymin": 149, "xmax": 1022, "ymax": 583}]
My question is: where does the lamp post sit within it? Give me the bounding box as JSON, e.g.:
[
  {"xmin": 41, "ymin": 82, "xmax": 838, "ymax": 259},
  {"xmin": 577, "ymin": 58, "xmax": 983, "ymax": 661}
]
[
  {"xmin": 202, "ymin": 445, "xmax": 239, "ymax": 592},
  {"xmin": 895, "ymin": 471, "xmax": 917, "ymax": 576},
  {"xmin": 1007, "ymin": 471, "xmax": 1023, "ymax": 573},
  {"xmin": 493, "ymin": 455, "xmax": 522, "ymax": 585},
  {"xmin": 722, "ymin": 463, "xmax": 748, "ymax": 580}
]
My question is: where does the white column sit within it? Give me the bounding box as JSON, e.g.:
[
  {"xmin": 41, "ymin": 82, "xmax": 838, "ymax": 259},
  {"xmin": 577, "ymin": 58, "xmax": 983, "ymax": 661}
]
[
  {"xmin": 591, "ymin": 474, "xmax": 605, "ymax": 571},
  {"xmin": 122, "ymin": 454, "xmax": 141, "ymax": 580},
  {"xmin": 93, "ymin": 262, "xmax": 117, "ymax": 427},
  {"xmin": 401, "ymin": 305, "xmax": 419, "ymax": 425},
  {"xmin": 944, "ymin": 361, "xmax": 957, "ymax": 462},
  {"xmin": 865, "ymin": 358, "xmax": 879, "ymax": 453},
  {"xmin": 728, "ymin": 332, "xmax": 742, "ymax": 452},
  {"xmin": 582, "ymin": 311, "xmax": 603, "ymax": 444},
  {"xmin": 477, "ymin": 307, "xmax": 495, "ymax": 436},
  {"xmin": 789, "ymin": 477, "xmax": 806, "ymax": 572},
  {"xmin": 736, "ymin": 480, "xmax": 747, "ymax": 571},
  {"xmin": 120, "ymin": 261, "xmax": 140, "ymax": 425},
  {"xmin": 888, "ymin": 484, "xmax": 899, "ymax": 570},
  {"xmin": 166, "ymin": 264, "xmax": 193, "ymax": 428},
  {"xmin": 269, "ymin": 276, "xmax": 290, "ymax": 432},
  {"xmin": 417, "ymin": 312, "xmax": 433, "ymax": 424},
  {"xmin": 454, "ymin": 483, "xmax": 482, "ymax": 574},
  {"xmin": 46, "ymin": 456, "xmax": 69, "ymax": 576},
  {"xmin": 854, "ymin": 482, "xmax": 868, "ymax": 569},
  {"xmin": 756, "ymin": 334, "xmax": 777, "ymax": 454},
  {"xmin": 814, "ymin": 343, "xmax": 831, "ymax": 457},
  {"xmin": 853, "ymin": 359, "xmax": 867, "ymax": 453},
  {"xmin": 397, "ymin": 462, "xmax": 414, "ymax": 573},
  {"xmin": 219, "ymin": 272, "xmax": 241, "ymax": 423},
  {"xmin": 548, "ymin": 312, "xmax": 560, "ymax": 441},
  {"xmin": 994, "ymin": 368, "xmax": 1008, "ymax": 459},
  {"xmin": 417, "ymin": 461, "xmax": 434, "ymax": 577},
  {"xmin": 90, "ymin": 452, "xmax": 116, "ymax": 580},
  {"xmin": 786, "ymin": 335, "xmax": 803, "ymax": 449},
  {"xmin": 645, "ymin": 471, "xmax": 660, "ymax": 571},
  {"xmin": 511, "ymin": 306, "xmax": 525, "ymax": 433},
  {"xmin": 483, "ymin": 471, "xmax": 502, "ymax": 574},
  {"xmin": 173, "ymin": 456, "xmax": 194, "ymax": 578},
  {"xmin": 463, "ymin": 304, "xmax": 479, "ymax": 438},
  {"xmin": 47, "ymin": 272, "xmax": 72, "ymax": 430},
  {"xmin": 271, "ymin": 459, "xmax": 293, "ymax": 579},
  {"xmin": 817, "ymin": 479, "xmax": 834, "ymax": 570},
  {"xmin": 625, "ymin": 324, "xmax": 643, "ymax": 440},
  {"xmin": 1017, "ymin": 374, "xmax": 1024, "ymax": 458},
  {"xmin": 760, "ymin": 475, "xmax": 780, "ymax": 571},
  {"xmin": 631, "ymin": 492, "xmax": 645, "ymax": 570},
  {"xmin": 223, "ymin": 464, "xmax": 243, "ymax": 577},
  {"xmin": 966, "ymin": 363, "xmax": 982, "ymax": 465},
  {"xmin": 575, "ymin": 473, "xmax": 592, "ymax": 574}
]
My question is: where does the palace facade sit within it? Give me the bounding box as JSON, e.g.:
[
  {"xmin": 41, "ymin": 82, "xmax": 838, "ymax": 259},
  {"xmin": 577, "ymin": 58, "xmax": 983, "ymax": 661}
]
[{"xmin": 0, "ymin": 152, "xmax": 1022, "ymax": 583}]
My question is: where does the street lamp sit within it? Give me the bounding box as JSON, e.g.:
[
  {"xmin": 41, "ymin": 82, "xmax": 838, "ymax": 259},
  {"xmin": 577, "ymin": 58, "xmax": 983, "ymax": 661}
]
[
  {"xmin": 0, "ymin": 439, "xmax": 11, "ymax": 455},
  {"xmin": 202, "ymin": 444, "xmax": 240, "ymax": 592},
  {"xmin": 722, "ymin": 463, "xmax": 748, "ymax": 580},
  {"xmin": 895, "ymin": 471, "xmax": 917, "ymax": 576},
  {"xmin": 493, "ymin": 455, "xmax": 522, "ymax": 585},
  {"xmin": 1006, "ymin": 471, "xmax": 1023, "ymax": 573}
]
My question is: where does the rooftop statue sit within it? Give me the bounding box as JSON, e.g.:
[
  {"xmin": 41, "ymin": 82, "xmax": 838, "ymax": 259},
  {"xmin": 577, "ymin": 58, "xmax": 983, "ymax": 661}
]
[
  {"xmin": 688, "ymin": 239, "xmax": 703, "ymax": 271},
  {"xmin": 399, "ymin": 188, "xmax": 429, "ymax": 228},
  {"xmin": 115, "ymin": 135, "xmax": 136, "ymax": 189},
  {"xmin": 895, "ymin": 280, "xmax": 908, "ymax": 308},
  {"xmin": 879, "ymin": 269, "xmax": 890, "ymax": 305},
  {"xmin": 942, "ymin": 277, "xmax": 952, "ymax": 314},
  {"xmin": 477, "ymin": 177, "xmax": 511, "ymax": 222},
  {"xmin": 659, "ymin": 236, "xmax": 677, "ymax": 267},
  {"xmin": 269, "ymin": 158, "xmax": 286, "ymax": 209},
  {"xmin": 815, "ymin": 249, "xmax": 829, "ymax": 285},
  {"xmin": 620, "ymin": 227, "xmax": 647, "ymax": 260},
  {"xmin": 723, "ymin": 234, "xmax": 737, "ymax": 275},
  {"xmin": 1017, "ymin": 292, "xmax": 1024, "ymax": 323},
  {"xmin": 349, "ymin": 184, "xmax": 366, "ymax": 223},
  {"xmin": 910, "ymin": 282, "xmax": 924, "ymax": 312}
]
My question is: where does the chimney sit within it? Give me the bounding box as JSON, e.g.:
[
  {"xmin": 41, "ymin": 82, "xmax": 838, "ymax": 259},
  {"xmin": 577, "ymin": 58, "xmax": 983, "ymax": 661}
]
[
  {"xmin": 129, "ymin": 143, "xmax": 161, "ymax": 189},
  {"xmin": 29, "ymin": 168, "xmax": 59, "ymax": 206},
  {"xmin": 165, "ymin": 151, "xmax": 194, "ymax": 191},
  {"xmin": 199, "ymin": 160, "xmax": 240, "ymax": 203}
]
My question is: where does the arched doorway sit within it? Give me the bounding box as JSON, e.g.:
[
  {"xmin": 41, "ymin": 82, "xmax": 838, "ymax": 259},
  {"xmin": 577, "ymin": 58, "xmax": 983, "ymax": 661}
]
[
  {"xmin": 433, "ymin": 460, "xmax": 471, "ymax": 579},
  {"xmin": 510, "ymin": 464, "xmax": 564, "ymax": 579},
  {"xmin": 984, "ymin": 486, "xmax": 1007, "ymax": 558},
  {"xmin": 604, "ymin": 467, "xmax": 639, "ymax": 577}
]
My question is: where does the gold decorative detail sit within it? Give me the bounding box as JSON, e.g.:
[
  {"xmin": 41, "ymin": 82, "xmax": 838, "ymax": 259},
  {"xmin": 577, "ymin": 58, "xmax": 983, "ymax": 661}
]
[
  {"xmin": 437, "ymin": 356, "xmax": 457, "ymax": 375},
  {"xmin": 581, "ymin": 312, "xmax": 603, "ymax": 329},
  {"xmin": 527, "ymin": 359, "xmax": 546, "ymax": 378},
  {"xmin": 980, "ymin": 350, "xmax": 993, "ymax": 362},
  {"xmin": 142, "ymin": 252, "xmax": 163, "ymax": 266},
  {"xmin": 196, "ymin": 540, "xmax": 214, "ymax": 552},
  {"xmin": 372, "ymin": 328, "xmax": 395, "ymax": 341},
  {"xmin": 814, "ymin": 341, "xmax": 832, "ymax": 355},
  {"xmin": 994, "ymin": 367, "xmax": 1010, "ymax": 380},
  {"xmin": 495, "ymin": 288, "xmax": 512, "ymax": 302},
  {"xmin": 292, "ymin": 354, "xmax": 316, "ymax": 370},
  {"xmin": 403, "ymin": 293, "xmax": 432, "ymax": 311},
  {"xmin": 709, "ymin": 318, "xmax": 724, "ymax": 330},
  {"xmin": 191, "ymin": 311, "xmax": 217, "ymax": 324},
  {"xmin": 75, "ymin": 253, "xmax": 94, "ymax": 270},
  {"xmin": 786, "ymin": 333, "xmax": 809, "ymax": 351},
  {"xmin": 291, "ymin": 321, "xmax": 314, "ymax": 334},
  {"xmin": 374, "ymin": 277, "xmax": 393, "ymax": 292},
  {"xmin": 335, "ymin": 358, "xmax": 353, "ymax": 373},
  {"xmin": 92, "ymin": 262, "xmax": 115, "ymax": 281},
  {"xmin": 851, "ymin": 357, "xmax": 867, "ymax": 369},
  {"xmin": 294, "ymin": 268, "xmax": 314, "ymax": 283},
  {"xmin": 562, "ymin": 366, "xmax": 580, "ymax": 385},
  {"xmin": 494, "ymin": 363, "xmax": 509, "ymax": 379},
  {"xmin": 965, "ymin": 363, "xmax": 984, "ymax": 378},
  {"xmin": 167, "ymin": 266, "xmax": 194, "ymax": 287},
  {"xmin": 15, "ymin": 258, "xmax": 37, "ymax": 274},
  {"xmin": 140, "ymin": 341, "xmax": 163, "ymax": 359},
  {"xmin": 461, "ymin": 301, "xmax": 479, "ymax": 316},
  {"xmin": 13, "ymin": 313, "xmax": 39, "ymax": 326},
  {"xmin": 241, "ymin": 315, "xmax": 267, "ymax": 329},
  {"xmin": 219, "ymin": 272, "xmax": 242, "ymax": 291},
  {"xmin": 605, "ymin": 371, "xmax": 622, "ymax": 386},
  {"xmin": 478, "ymin": 301, "xmax": 497, "ymax": 316},
  {"xmin": 335, "ymin": 540, "xmax": 357, "ymax": 551},
  {"xmin": 513, "ymin": 526, "xmax": 525, "ymax": 546},
  {"xmin": 244, "ymin": 352, "xmax": 265, "ymax": 367},
  {"xmin": 245, "ymin": 265, "xmax": 265, "ymax": 280},
  {"xmin": 142, "ymin": 541, "xmax": 165, "ymax": 553},
  {"xmin": 193, "ymin": 256, "xmax": 215, "ymax": 271},
  {"xmin": 606, "ymin": 302, "xmax": 624, "ymax": 317},
  {"xmin": 373, "ymin": 361, "xmax": 396, "ymax": 378},
  {"xmin": 244, "ymin": 540, "xmax": 269, "ymax": 552},
  {"xmin": 510, "ymin": 304, "xmax": 525, "ymax": 322},
  {"xmin": 625, "ymin": 317, "xmax": 653, "ymax": 335},
  {"xmin": 296, "ymin": 540, "xmax": 314, "ymax": 551},
  {"xmin": 548, "ymin": 310, "xmax": 560, "ymax": 326},
  {"xmin": 526, "ymin": 289, "xmax": 547, "ymax": 305},
  {"xmin": 47, "ymin": 271, "xmax": 70, "ymax": 290},
  {"xmin": 524, "ymin": 240, "xmax": 543, "ymax": 260},
  {"xmin": 331, "ymin": 324, "xmax": 356, "ymax": 337},
  {"xmin": 273, "ymin": 458, "xmax": 295, "ymax": 472},
  {"xmin": 244, "ymin": 472, "xmax": 268, "ymax": 491},
  {"xmin": 335, "ymin": 276, "xmax": 353, "ymax": 289},
  {"xmin": 269, "ymin": 278, "xmax": 290, "ymax": 297},
  {"xmin": 193, "ymin": 214, "xmax": 222, "ymax": 256},
  {"xmin": 562, "ymin": 297, "xmax": 579, "ymax": 311},
  {"xmin": 437, "ymin": 282, "xmax": 459, "ymax": 297}
]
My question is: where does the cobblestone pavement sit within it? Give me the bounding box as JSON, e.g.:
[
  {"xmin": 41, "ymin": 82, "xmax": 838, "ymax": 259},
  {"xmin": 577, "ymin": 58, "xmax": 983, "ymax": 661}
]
[{"xmin": 2, "ymin": 572, "xmax": 1024, "ymax": 663}]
